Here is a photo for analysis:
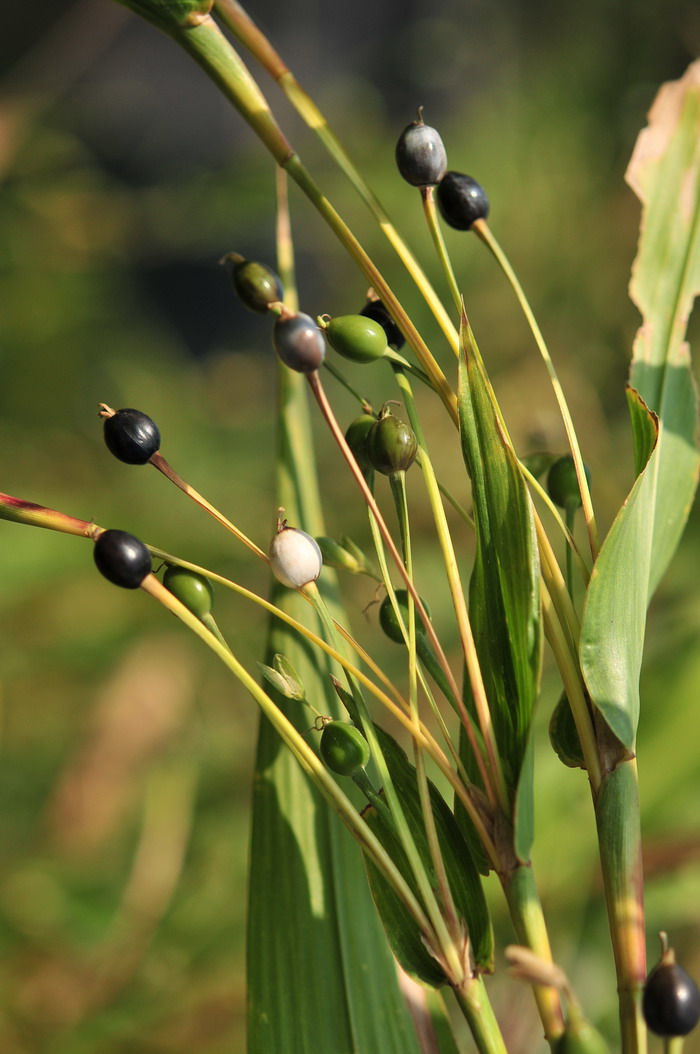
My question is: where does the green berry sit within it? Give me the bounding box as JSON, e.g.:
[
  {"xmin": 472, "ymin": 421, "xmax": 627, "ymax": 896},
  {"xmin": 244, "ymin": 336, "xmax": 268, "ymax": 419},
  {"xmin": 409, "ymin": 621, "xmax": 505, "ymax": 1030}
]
[
  {"xmin": 163, "ymin": 565, "xmax": 214, "ymax": 619},
  {"xmin": 553, "ymin": 1016, "xmax": 610, "ymax": 1053},
  {"xmin": 344, "ymin": 413, "xmax": 376, "ymax": 473},
  {"xmin": 323, "ymin": 314, "xmax": 387, "ymax": 363},
  {"xmin": 548, "ymin": 692, "xmax": 585, "ymax": 769},
  {"xmin": 222, "ymin": 253, "xmax": 283, "ymax": 313},
  {"xmin": 320, "ymin": 721, "xmax": 370, "ymax": 776},
  {"xmin": 366, "ymin": 408, "xmax": 417, "ymax": 475},
  {"xmin": 547, "ymin": 455, "xmax": 590, "ymax": 510},
  {"xmin": 379, "ymin": 590, "xmax": 431, "ymax": 643}
]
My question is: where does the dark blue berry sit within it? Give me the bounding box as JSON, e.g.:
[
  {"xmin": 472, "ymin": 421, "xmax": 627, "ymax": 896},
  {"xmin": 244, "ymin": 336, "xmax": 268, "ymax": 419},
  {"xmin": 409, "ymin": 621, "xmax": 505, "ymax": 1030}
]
[
  {"xmin": 273, "ymin": 312, "xmax": 325, "ymax": 372},
  {"xmin": 359, "ymin": 298, "xmax": 405, "ymax": 350},
  {"xmin": 94, "ymin": 529, "xmax": 152, "ymax": 589},
  {"xmin": 395, "ymin": 114, "xmax": 447, "ymax": 187},
  {"xmin": 643, "ymin": 952, "xmax": 700, "ymax": 1037},
  {"xmin": 437, "ymin": 172, "xmax": 490, "ymax": 230}
]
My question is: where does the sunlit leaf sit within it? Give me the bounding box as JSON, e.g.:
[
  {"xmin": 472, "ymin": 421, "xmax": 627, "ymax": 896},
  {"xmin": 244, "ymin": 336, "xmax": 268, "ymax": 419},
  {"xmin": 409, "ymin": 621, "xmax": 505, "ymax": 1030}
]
[{"xmin": 581, "ymin": 62, "xmax": 700, "ymax": 748}]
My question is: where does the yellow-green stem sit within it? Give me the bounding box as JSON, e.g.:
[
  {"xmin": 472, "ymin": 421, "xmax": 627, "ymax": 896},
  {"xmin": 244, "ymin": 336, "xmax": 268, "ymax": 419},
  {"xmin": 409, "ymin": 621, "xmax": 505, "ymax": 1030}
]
[
  {"xmin": 421, "ymin": 185, "xmax": 462, "ymax": 313},
  {"xmin": 453, "ymin": 976, "xmax": 509, "ymax": 1054}
]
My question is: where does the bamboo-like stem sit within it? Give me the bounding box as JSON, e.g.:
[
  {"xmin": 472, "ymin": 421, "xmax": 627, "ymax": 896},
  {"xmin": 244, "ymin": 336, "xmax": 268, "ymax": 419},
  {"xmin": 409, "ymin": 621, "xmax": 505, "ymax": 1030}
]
[
  {"xmin": 213, "ymin": 0, "xmax": 461, "ymax": 356},
  {"xmin": 595, "ymin": 759, "xmax": 648, "ymax": 1054},
  {"xmin": 503, "ymin": 865, "xmax": 565, "ymax": 1046},
  {"xmin": 473, "ymin": 219, "xmax": 599, "ymax": 559},
  {"xmin": 452, "ymin": 976, "xmax": 509, "ymax": 1054}
]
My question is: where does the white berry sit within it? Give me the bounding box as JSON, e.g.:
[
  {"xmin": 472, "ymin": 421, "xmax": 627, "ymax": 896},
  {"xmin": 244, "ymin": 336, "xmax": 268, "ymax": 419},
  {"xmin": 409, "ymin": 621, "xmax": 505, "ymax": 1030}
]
[{"xmin": 269, "ymin": 526, "xmax": 323, "ymax": 589}]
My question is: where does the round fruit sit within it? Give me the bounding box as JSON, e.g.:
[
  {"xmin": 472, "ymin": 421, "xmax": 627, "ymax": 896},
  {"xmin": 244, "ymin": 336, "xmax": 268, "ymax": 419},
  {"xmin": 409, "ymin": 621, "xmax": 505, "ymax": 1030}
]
[
  {"xmin": 324, "ymin": 314, "xmax": 387, "ymax": 363},
  {"xmin": 553, "ymin": 1016, "xmax": 610, "ymax": 1053},
  {"xmin": 225, "ymin": 255, "xmax": 284, "ymax": 313},
  {"xmin": 344, "ymin": 413, "xmax": 376, "ymax": 473},
  {"xmin": 547, "ymin": 455, "xmax": 590, "ymax": 510},
  {"xmin": 366, "ymin": 410, "xmax": 418, "ymax": 475},
  {"xmin": 163, "ymin": 565, "xmax": 214, "ymax": 619},
  {"xmin": 269, "ymin": 526, "xmax": 323, "ymax": 589},
  {"xmin": 103, "ymin": 408, "xmax": 160, "ymax": 465},
  {"xmin": 93, "ymin": 529, "xmax": 152, "ymax": 589},
  {"xmin": 320, "ymin": 721, "xmax": 370, "ymax": 776},
  {"xmin": 643, "ymin": 946, "xmax": 700, "ymax": 1037},
  {"xmin": 273, "ymin": 312, "xmax": 326, "ymax": 372},
  {"xmin": 436, "ymin": 171, "xmax": 490, "ymax": 230},
  {"xmin": 360, "ymin": 298, "xmax": 405, "ymax": 350},
  {"xmin": 548, "ymin": 692, "xmax": 585, "ymax": 769},
  {"xmin": 395, "ymin": 114, "xmax": 448, "ymax": 187},
  {"xmin": 379, "ymin": 590, "xmax": 431, "ymax": 643}
]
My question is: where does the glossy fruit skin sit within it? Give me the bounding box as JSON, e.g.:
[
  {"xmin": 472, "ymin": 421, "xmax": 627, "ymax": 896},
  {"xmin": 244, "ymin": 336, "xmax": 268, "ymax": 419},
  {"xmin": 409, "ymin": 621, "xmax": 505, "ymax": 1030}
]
[
  {"xmin": 344, "ymin": 413, "xmax": 376, "ymax": 473},
  {"xmin": 643, "ymin": 958, "xmax": 700, "ymax": 1037},
  {"xmin": 320, "ymin": 721, "xmax": 370, "ymax": 776},
  {"xmin": 360, "ymin": 298, "xmax": 405, "ymax": 350},
  {"xmin": 395, "ymin": 119, "xmax": 448, "ymax": 187},
  {"xmin": 269, "ymin": 527, "xmax": 323, "ymax": 589},
  {"xmin": 366, "ymin": 412, "xmax": 418, "ymax": 475},
  {"xmin": 547, "ymin": 455, "xmax": 590, "ymax": 510},
  {"xmin": 163, "ymin": 565, "xmax": 214, "ymax": 619},
  {"xmin": 229, "ymin": 258, "xmax": 283, "ymax": 313},
  {"xmin": 94, "ymin": 529, "xmax": 152, "ymax": 589},
  {"xmin": 273, "ymin": 313, "xmax": 326, "ymax": 372},
  {"xmin": 325, "ymin": 315, "xmax": 387, "ymax": 363},
  {"xmin": 437, "ymin": 171, "xmax": 490, "ymax": 230},
  {"xmin": 379, "ymin": 590, "xmax": 430, "ymax": 642},
  {"xmin": 104, "ymin": 408, "xmax": 160, "ymax": 465}
]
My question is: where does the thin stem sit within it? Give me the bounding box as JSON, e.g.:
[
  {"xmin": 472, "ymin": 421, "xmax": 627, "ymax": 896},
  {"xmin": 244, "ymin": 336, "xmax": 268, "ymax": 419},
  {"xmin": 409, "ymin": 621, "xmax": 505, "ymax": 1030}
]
[
  {"xmin": 421, "ymin": 185, "xmax": 462, "ymax": 313},
  {"xmin": 214, "ymin": 0, "xmax": 461, "ymax": 355},
  {"xmin": 393, "ymin": 365, "xmax": 510, "ymax": 815},
  {"xmin": 474, "ymin": 219, "xmax": 599, "ymax": 558}
]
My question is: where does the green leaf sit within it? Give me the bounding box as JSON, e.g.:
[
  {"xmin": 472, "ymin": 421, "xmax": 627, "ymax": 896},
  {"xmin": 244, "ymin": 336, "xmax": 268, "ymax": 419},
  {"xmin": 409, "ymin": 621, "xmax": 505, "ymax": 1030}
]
[
  {"xmin": 581, "ymin": 63, "xmax": 700, "ymax": 749},
  {"xmin": 248, "ymin": 369, "xmax": 422, "ymax": 1054},
  {"xmin": 457, "ymin": 313, "xmax": 542, "ymax": 815},
  {"xmin": 362, "ymin": 726, "xmax": 494, "ymax": 985}
]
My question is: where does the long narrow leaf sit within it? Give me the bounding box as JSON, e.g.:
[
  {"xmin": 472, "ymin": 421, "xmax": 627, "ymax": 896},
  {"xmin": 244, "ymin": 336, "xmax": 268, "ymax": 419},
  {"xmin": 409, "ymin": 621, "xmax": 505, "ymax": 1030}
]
[
  {"xmin": 580, "ymin": 62, "xmax": 700, "ymax": 748},
  {"xmin": 457, "ymin": 312, "xmax": 542, "ymax": 855}
]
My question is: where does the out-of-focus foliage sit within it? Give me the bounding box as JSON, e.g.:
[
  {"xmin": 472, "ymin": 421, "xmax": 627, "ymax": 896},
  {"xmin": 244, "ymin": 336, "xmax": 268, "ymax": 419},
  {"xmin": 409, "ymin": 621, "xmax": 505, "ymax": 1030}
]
[{"xmin": 0, "ymin": 1, "xmax": 698, "ymax": 1051}]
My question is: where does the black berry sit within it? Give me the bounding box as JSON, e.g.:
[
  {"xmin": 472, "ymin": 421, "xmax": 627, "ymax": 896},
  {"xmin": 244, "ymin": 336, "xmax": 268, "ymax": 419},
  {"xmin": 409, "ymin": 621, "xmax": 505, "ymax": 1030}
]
[
  {"xmin": 273, "ymin": 312, "xmax": 325, "ymax": 372},
  {"xmin": 437, "ymin": 172, "xmax": 490, "ymax": 230},
  {"xmin": 395, "ymin": 113, "xmax": 447, "ymax": 187},
  {"xmin": 359, "ymin": 297, "xmax": 405, "ymax": 350},
  {"xmin": 643, "ymin": 942, "xmax": 700, "ymax": 1037},
  {"xmin": 103, "ymin": 408, "xmax": 160, "ymax": 465},
  {"xmin": 94, "ymin": 529, "xmax": 152, "ymax": 589}
]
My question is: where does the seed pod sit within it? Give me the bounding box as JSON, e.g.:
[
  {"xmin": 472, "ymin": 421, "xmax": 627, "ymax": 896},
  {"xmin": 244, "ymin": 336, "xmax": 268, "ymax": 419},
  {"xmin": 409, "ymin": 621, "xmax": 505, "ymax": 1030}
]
[
  {"xmin": 344, "ymin": 412, "xmax": 377, "ymax": 474},
  {"xmin": 379, "ymin": 590, "xmax": 431, "ymax": 643},
  {"xmin": 103, "ymin": 408, "xmax": 160, "ymax": 465},
  {"xmin": 222, "ymin": 253, "xmax": 283, "ymax": 313},
  {"xmin": 547, "ymin": 455, "xmax": 590, "ymax": 510},
  {"xmin": 366, "ymin": 408, "xmax": 417, "ymax": 475},
  {"xmin": 323, "ymin": 314, "xmax": 387, "ymax": 363},
  {"xmin": 320, "ymin": 721, "xmax": 370, "ymax": 776},
  {"xmin": 273, "ymin": 312, "xmax": 326, "ymax": 372},
  {"xmin": 269, "ymin": 523, "xmax": 323, "ymax": 589},
  {"xmin": 643, "ymin": 937, "xmax": 700, "ymax": 1037},
  {"xmin": 549, "ymin": 692, "xmax": 585, "ymax": 769},
  {"xmin": 437, "ymin": 171, "xmax": 490, "ymax": 230},
  {"xmin": 360, "ymin": 297, "xmax": 405, "ymax": 350},
  {"xmin": 395, "ymin": 112, "xmax": 447, "ymax": 187},
  {"xmin": 163, "ymin": 565, "xmax": 214, "ymax": 619},
  {"xmin": 94, "ymin": 529, "xmax": 152, "ymax": 589}
]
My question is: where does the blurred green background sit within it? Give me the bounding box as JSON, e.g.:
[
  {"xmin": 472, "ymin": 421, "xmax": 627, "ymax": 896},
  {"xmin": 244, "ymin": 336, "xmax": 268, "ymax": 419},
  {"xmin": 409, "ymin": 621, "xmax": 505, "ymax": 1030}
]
[{"xmin": 1, "ymin": 1, "xmax": 699, "ymax": 1051}]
